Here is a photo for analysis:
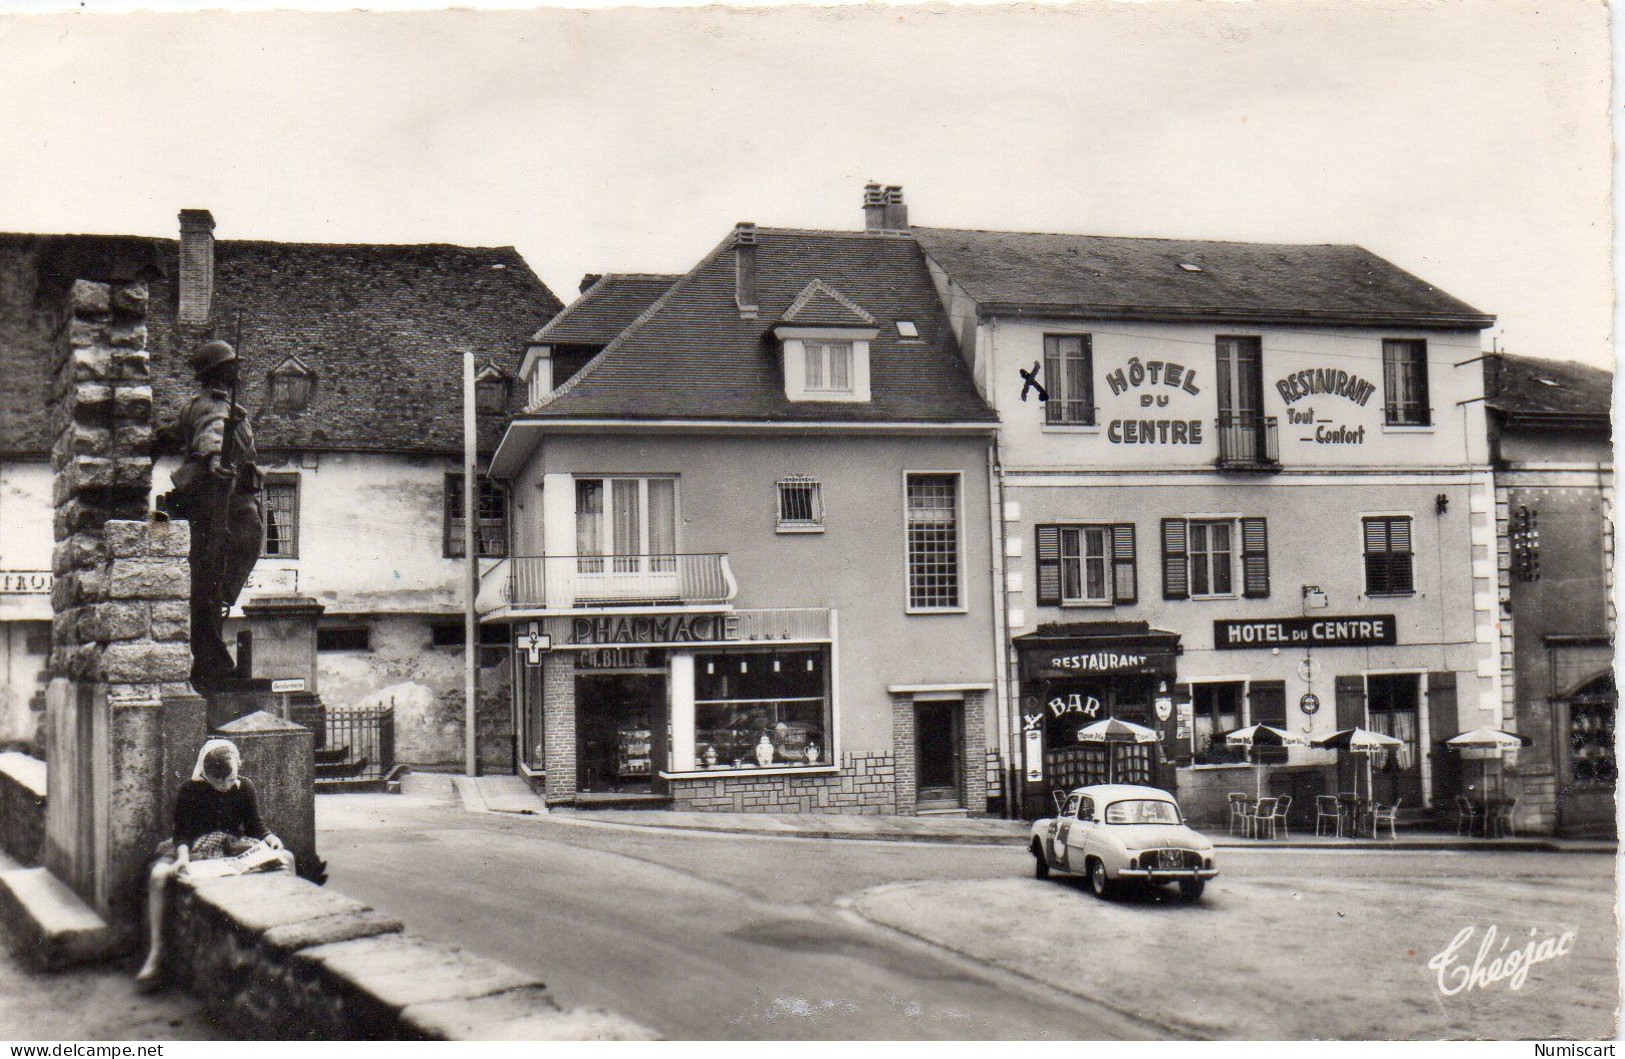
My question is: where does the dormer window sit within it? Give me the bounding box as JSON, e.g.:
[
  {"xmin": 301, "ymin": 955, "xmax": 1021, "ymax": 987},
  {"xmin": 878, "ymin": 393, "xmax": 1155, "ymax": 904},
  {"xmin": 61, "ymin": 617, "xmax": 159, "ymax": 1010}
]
[
  {"xmin": 268, "ymin": 355, "xmax": 316, "ymax": 413},
  {"xmin": 773, "ymin": 280, "xmax": 877, "ymax": 404},
  {"xmin": 475, "ymin": 363, "xmax": 510, "ymax": 414}
]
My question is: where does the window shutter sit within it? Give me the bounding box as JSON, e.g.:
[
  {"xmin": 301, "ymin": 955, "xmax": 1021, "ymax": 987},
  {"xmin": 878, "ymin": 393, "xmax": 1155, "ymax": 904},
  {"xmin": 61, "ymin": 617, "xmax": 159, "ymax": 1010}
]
[
  {"xmin": 1240, "ymin": 517, "xmax": 1270, "ymax": 598},
  {"xmin": 1427, "ymin": 671, "xmax": 1458, "ymax": 806},
  {"xmin": 1111, "ymin": 523, "xmax": 1136, "ymax": 604},
  {"xmin": 1390, "ymin": 517, "xmax": 1414, "ymax": 593},
  {"xmin": 1161, "ymin": 518, "xmax": 1189, "ymax": 600},
  {"xmin": 1169, "ymin": 683, "xmax": 1194, "ymax": 765},
  {"xmin": 1035, "ymin": 525, "xmax": 1062, "ymax": 606}
]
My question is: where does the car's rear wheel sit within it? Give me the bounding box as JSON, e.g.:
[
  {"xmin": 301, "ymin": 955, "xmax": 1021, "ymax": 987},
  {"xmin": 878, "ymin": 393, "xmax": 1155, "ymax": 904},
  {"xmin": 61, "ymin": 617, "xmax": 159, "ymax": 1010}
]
[
  {"xmin": 1031, "ymin": 840, "xmax": 1050, "ymax": 879},
  {"xmin": 1087, "ymin": 858, "xmax": 1113, "ymax": 899},
  {"xmin": 1178, "ymin": 878, "xmax": 1206, "ymax": 902}
]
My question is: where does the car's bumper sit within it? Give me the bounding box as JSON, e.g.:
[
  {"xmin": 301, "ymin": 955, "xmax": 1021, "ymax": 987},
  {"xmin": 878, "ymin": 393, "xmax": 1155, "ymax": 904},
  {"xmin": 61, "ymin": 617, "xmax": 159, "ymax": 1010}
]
[{"xmin": 1116, "ymin": 868, "xmax": 1219, "ymax": 880}]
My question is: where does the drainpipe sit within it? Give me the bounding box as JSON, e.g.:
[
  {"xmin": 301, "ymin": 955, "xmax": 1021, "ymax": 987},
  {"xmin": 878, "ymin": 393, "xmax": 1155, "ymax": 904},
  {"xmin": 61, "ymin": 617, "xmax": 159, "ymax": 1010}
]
[{"xmin": 987, "ymin": 429, "xmax": 1014, "ymax": 818}]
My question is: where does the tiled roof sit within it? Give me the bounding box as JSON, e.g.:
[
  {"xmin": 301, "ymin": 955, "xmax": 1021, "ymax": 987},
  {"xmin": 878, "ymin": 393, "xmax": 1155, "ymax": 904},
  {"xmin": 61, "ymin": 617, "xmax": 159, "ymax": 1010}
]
[
  {"xmin": 528, "ymin": 228, "xmax": 996, "ymax": 424},
  {"xmin": 914, "ymin": 227, "xmax": 1495, "ymax": 328},
  {"xmin": 0, "ymin": 233, "xmax": 562, "ymax": 457},
  {"xmin": 531, "ymin": 274, "xmax": 678, "ymax": 346},
  {"xmin": 1486, "ymin": 353, "xmax": 1612, "ymax": 422}
]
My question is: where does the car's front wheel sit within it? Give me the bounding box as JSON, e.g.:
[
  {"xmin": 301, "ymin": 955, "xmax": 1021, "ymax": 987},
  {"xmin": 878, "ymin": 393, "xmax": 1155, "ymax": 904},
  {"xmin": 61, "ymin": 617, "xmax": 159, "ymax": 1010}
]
[
  {"xmin": 1031, "ymin": 840, "xmax": 1050, "ymax": 879},
  {"xmin": 1178, "ymin": 878, "xmax": 1206, "ymax": 902},
  {"xmin": 1087, "ymin": 858, "xmax": 1113, "ymax": 899}
]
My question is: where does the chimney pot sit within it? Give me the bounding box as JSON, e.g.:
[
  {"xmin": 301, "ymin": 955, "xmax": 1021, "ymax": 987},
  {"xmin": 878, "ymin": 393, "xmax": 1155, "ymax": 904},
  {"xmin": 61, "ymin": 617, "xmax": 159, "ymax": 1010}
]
[
  {"xmin": 177, "ymin": 208, "xmax": 216, "ymax": 327},
  {"xmin": 883, "ymin": 186, "xmax": 908, "ymax": 230},
  {"xmin": 863, "ymin": 183, "xmax": 888, "ymax": 230}
]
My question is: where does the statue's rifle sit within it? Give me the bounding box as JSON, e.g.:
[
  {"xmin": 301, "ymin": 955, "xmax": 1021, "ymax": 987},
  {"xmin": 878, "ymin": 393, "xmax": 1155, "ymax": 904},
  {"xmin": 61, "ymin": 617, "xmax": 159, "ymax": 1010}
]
[{"xmin": 210, "ymin": 314, "xmax": 245, "ymax": 619}]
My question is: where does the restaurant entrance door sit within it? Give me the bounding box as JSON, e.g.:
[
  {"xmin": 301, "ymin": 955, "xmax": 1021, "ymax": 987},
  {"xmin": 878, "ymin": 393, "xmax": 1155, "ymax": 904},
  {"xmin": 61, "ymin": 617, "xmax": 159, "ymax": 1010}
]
[{"xmin": 576, "ymin": 672, "xmax": 667, "ymax": 793}]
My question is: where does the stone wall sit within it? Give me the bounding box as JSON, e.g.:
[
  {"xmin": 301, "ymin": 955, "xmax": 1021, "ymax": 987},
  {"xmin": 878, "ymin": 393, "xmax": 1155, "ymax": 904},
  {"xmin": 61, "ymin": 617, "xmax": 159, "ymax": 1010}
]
[
  {"xmin": 164, "ymin": 870, "xmax": 650, "ymax": 1040},
  {"xmin": 667, "ymin": 752, "xmax": 897, "ymax": 814}
]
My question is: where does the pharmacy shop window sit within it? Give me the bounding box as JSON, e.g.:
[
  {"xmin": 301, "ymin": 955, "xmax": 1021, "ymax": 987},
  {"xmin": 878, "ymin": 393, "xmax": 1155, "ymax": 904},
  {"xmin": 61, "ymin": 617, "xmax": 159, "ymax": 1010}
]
[{"xmin": 693, "ymin": 648, "xmax": 831, "ymax": 771}]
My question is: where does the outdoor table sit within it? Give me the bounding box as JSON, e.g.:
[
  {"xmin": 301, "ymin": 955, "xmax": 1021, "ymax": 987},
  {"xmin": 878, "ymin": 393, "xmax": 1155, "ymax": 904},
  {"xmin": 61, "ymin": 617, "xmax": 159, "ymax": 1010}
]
[{"xmin": 1337, "ymin": 794, "xmax": 1370, "ymax": 838}]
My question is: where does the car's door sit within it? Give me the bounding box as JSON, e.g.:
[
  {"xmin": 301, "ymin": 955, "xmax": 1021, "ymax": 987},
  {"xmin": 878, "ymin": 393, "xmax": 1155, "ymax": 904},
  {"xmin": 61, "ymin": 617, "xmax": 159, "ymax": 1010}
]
[
  {"xmin": 1066, "ymin": 795, "xmax": 1096, "ymax": 870},
  {"xmin": 1052, "ymin": 794, "xmax": 1080, "ymax": 866}
]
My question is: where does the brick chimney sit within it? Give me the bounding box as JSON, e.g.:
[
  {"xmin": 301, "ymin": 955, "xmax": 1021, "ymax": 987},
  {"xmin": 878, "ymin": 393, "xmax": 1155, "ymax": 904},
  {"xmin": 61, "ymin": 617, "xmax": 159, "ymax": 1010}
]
[
  {"xmin": 884, "ymin": 186, "xmax": 908, "ymax": 230},
  {"xmin": 579, "ymin": 273, "xmax": 603, "ymax": 295},
  {"xmin": 863, "ymin": 183, "xmax": 888, "ymax": 230},
  {"xmin": 177, "ymin": 209, "xmax": 215, "ymax": 327},
  {"xmin": 733, "ymin": 222, "xmax": 758, "ymax": 318}
]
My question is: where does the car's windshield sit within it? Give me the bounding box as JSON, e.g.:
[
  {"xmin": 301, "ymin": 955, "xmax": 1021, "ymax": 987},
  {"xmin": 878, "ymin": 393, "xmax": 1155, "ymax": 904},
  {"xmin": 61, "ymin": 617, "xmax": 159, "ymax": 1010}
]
[{"xmin": 1105, "ymin": 799, "xmax": 1181, "ymax": 825}]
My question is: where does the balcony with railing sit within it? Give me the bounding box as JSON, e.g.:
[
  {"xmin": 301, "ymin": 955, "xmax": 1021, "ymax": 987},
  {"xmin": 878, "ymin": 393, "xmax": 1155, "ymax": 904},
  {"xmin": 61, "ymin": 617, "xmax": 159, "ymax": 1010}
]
[
  {"xmin": 1214, "ymin": 414, "xmax": 1280, "ymax": 472},
  {"xmin": 476, "ymin": 553, "xmax": 738, "ymax": 617}
]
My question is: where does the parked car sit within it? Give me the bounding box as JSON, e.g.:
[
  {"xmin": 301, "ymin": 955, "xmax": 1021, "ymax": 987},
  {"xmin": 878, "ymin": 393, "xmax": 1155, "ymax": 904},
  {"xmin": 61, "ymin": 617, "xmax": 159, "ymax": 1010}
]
[{"xmin": 1029, "ymin": 784, "xmax": 1218, "ymax": 900}]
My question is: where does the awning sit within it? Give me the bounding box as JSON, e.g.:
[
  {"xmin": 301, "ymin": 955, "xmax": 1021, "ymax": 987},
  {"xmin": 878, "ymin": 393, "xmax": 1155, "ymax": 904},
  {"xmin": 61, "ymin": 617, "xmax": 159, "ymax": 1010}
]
[{"xmin": 1013, "ymin": 621, "xmax": 1181, "ymax": 683}]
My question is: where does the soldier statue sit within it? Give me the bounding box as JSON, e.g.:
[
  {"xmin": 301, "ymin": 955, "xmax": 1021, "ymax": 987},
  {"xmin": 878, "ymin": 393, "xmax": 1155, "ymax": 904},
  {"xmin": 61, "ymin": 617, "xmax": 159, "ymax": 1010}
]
[{"xmin": 159, "ymin": 340, "xmax": 264, "ymax": 691}]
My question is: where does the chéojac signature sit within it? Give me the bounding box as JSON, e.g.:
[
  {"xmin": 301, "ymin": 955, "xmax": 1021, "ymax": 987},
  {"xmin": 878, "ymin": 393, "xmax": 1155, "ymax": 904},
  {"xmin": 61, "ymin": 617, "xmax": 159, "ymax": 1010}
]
[{"xmin": 1427, "ymin": 924, "xmax": 1577, "ymax": 995}]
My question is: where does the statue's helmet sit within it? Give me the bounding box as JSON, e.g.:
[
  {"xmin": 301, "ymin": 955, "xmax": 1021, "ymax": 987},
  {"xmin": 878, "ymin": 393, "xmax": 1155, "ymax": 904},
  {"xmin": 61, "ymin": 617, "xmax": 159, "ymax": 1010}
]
[{"xmin": 188, "ymin": 339, "xmax": 237, "ymax": 377}]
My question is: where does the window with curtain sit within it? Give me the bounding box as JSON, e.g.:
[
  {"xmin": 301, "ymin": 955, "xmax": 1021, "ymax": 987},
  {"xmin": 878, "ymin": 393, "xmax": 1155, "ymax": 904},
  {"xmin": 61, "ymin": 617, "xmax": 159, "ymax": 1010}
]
[
  {"xmin": 575, "ymin": 476, "xmax": 677, "ymax": 573},
  {"xmin": 262, "ymin": 474, "xmax": 299, "ymax": 557},
  {"xmin": 1188, "ymin": 520, "xmax": 1235, "ymax": 598},
  {"xmin": 1043, "ymin": 334, "xmax": 1094, "ymax": 425},
  {"xmin": 1382, "ymin": 339, "xmax": 1430, "ymax": 425},
  {"xmin": 1366, "ymin": 674, "xmax": 1419, "ymax": 771},
  {"xmin": 804, "ymin": 342, "xmax": 854, "ymax": 393},
  {"xmin": 1059, "ymin": 526, "xmax": 1109, "ymax": 604}
]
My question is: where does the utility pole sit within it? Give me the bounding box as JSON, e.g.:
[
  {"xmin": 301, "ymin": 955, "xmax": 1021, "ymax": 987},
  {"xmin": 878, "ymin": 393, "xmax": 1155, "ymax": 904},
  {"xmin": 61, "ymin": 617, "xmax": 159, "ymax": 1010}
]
[{"xmin": 463, "ymin": 350, "xmax": 479, "ymax": 778}]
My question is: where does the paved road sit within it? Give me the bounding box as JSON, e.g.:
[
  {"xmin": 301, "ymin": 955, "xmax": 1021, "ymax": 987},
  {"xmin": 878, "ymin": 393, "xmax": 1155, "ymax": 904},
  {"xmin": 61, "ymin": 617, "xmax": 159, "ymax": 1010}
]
[{"xmin": 316, "ymin": 777, "xmax": 1615, "ymax": 1040}]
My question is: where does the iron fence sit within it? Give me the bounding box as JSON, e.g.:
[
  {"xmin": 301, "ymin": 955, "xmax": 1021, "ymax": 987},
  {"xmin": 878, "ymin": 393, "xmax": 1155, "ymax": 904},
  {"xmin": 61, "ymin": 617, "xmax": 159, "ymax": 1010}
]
[{"xmin": 315, "ymin": 705, "xmax": 395, "ymax": 784}]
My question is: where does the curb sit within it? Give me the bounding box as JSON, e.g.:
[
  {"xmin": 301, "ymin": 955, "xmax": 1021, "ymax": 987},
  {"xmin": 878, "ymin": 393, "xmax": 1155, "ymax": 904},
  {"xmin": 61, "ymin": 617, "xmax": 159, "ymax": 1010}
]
[{"xmin": 551, "ymin": 814, "xmax": 1616, "ymax": 853}]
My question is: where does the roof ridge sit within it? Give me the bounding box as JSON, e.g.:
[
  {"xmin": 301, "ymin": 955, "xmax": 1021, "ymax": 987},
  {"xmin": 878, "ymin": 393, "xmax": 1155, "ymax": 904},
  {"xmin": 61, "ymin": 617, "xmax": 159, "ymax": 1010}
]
[
  {"xmin": 914, "ymin": 226, "xmax": 1362, "ymax": 250},
  {"xmin": 543, "ymin": 230, "xmax": 737, "ymax": 405}
]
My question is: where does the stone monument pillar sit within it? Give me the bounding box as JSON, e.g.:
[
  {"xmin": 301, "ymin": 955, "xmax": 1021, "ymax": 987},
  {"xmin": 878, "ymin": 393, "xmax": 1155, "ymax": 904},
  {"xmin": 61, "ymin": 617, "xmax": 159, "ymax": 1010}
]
[{"xmin": 238, "ymin": 595, "xmax": 325, "ymax": 728}]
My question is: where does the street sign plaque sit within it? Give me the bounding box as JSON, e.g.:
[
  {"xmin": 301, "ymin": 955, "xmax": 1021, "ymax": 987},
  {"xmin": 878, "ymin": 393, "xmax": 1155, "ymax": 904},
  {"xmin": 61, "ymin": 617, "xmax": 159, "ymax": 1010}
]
[{"xmin": 270, "ymin": 678, "xmax": 307, "ymax": 694}]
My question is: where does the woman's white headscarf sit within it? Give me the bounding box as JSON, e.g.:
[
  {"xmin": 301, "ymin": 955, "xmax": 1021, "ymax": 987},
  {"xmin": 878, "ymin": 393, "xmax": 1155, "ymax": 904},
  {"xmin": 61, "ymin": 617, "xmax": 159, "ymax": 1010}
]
[{"xmin": 192, "ymin": 738, "xmax": 241, "ymax": 787}]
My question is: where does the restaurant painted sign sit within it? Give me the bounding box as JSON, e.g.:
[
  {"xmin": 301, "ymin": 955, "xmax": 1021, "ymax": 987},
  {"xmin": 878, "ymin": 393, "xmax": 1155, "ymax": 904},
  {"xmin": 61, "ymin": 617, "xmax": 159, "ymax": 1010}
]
[{"xmin": 1214, "ymin": 615, "xmax": 1396, "ymax": 650}]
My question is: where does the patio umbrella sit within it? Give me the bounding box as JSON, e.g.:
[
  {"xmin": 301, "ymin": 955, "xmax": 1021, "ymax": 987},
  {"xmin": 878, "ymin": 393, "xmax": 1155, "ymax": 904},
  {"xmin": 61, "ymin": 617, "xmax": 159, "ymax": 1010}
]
[
  {"xmin": 1312, "ymin": 727, "xmax": 1404, "ymax": 802},
  {"xmin": 1075, "ymin": 717, "xmax": 1159, "ymax": 783},
  {"xmin": 1446, "ymin": 727, "xmax": 1533, "ymax": 796},
  {"xmin": 1223, "ymin": 724, "xmax": 1308, "ymax": 798}
]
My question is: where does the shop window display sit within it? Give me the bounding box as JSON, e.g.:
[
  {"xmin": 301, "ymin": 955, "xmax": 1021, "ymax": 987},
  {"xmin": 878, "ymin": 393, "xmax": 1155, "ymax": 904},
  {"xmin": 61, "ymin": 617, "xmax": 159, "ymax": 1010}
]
[{"xmin": 694, "ymin": 649, "xmax": 829, "ymax": 769}]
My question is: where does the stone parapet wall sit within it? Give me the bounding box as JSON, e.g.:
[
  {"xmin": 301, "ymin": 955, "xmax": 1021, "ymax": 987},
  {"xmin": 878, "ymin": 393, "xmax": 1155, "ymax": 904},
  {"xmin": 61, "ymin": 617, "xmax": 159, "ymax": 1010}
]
[
  {"xmin": 667, "ymin": 752, "xmax": 897, "ymax": 813},
  {"xmin": 165, "ymin": 870, "xmax": 651, "ymax": 1040}
]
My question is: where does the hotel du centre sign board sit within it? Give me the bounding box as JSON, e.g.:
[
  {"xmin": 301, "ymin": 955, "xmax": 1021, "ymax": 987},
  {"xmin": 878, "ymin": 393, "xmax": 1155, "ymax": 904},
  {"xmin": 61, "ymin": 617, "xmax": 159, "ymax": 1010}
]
[
  {"xmin": 1214, "ymin": 615, "xmax": 1397, "ymax": 650},
  {"xmin": 1087, "ymin": 351, "xmax": 1378, "ymax": 449}
]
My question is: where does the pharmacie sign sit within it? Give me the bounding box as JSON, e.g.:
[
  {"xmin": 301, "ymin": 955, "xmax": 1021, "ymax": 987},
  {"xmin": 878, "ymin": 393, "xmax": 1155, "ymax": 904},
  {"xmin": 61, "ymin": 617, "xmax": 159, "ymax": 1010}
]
[
  {"xmin": 1214, "ymin": 615, "xmax": 1396, "ymax": 650},
  {"xmin": 565, "ymin": 613, "xmax": 741, "ymax": 646}
]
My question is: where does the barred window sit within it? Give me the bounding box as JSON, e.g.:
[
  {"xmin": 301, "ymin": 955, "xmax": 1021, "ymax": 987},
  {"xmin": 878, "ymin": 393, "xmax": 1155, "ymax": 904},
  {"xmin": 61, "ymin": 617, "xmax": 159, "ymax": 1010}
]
[
  {"xmin": 262, "ymin": 474, "xmax": 299, "ymax": 558},
  {"xmin": 1382, "ymin": 340, "xmax": 1430, "ymax": 425},
  {"xmin": 445, "ymin": 474, "xmax": 509, "ymax": 558},
  {"xmin": 776, "ymin": 477, "xmax": 823, "ymax": 532},
  {"xmin": 905, "ymin": 473, "xmax": 961, "ymax": 610},
  {"xmin": 1363, "ymin": 516, "xmax": 1414, "ymax": 595}
]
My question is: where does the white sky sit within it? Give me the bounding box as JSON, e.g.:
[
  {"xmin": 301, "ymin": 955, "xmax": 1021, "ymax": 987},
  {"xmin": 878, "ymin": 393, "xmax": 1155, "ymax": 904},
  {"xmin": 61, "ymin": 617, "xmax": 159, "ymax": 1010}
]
[{"xmin": 0, "ymin": 1, "xmax": 1612, "ymax": 367}]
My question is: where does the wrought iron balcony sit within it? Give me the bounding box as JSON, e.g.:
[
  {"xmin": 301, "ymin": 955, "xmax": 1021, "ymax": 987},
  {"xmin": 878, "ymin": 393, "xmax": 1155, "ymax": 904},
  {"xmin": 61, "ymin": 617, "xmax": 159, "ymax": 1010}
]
[
  {"xmin": 1214, "ymin": 414, "xmax": 1280, "ymax": 471},
  {"xmin": 476, "ymin": 554, "xmax": 738, "ymax": 616}
]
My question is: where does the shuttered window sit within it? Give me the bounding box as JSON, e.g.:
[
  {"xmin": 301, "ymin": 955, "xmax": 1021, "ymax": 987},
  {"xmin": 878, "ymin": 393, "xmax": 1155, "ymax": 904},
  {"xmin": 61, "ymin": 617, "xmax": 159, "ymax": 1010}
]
[
  {"xmin": 1363, "ymin": 516, "xmax": 1415, "ymax": 595},
  {"xmin": 1043, "ymin": 334, "xmax": 1094, "ymax": 425},
  {"xmin": 1037, "ymin": 524, "xmax": 1135, "ymax": 606},
  {"xmin": 1163, "ymin": 517, "xmax": 1268, "ymax": 599}
]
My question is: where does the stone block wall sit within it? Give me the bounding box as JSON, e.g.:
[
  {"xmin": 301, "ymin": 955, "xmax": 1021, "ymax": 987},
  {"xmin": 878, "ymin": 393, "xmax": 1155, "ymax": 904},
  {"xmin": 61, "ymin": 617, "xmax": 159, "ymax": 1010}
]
[{"xmin": 667, "ymin": 752, "xmax": 897, "ymax": 814}]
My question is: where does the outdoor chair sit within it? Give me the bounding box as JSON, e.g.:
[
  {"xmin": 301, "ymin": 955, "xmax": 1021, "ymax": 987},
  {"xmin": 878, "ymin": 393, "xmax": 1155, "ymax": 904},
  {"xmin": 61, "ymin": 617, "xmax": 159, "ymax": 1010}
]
[
  {"xmin": 1490, "ymin": 796, "xmax": 1518, "ymax": 839},
  {"xmin": 1246, "ymin": 797, "xmax": 1279, "ymax": 839},
  {"xmin": 1368, "ymin": 798, "xmax": 1400, "ymax": 841},
  {"xmin": 1453, "ymin": 795, "xmax": 1483, "ymax": 837},
  {"xmin": 1271, "ymin": 794, "xmax": 1292, "ymax": 838},
  {"xmin": 1227, "ymin": 793, "xmax": 1251, "ymax": 836},
  {"xmin": 1315, "ymin": 795, "xmax": 1342, "ymax": 837}
]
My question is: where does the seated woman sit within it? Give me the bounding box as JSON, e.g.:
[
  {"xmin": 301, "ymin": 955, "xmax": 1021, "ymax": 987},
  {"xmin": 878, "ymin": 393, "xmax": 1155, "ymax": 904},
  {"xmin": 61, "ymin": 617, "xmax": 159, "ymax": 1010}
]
[{"xmin": 136, "ymin": 738, "xmax": 295, "ymax": 987}]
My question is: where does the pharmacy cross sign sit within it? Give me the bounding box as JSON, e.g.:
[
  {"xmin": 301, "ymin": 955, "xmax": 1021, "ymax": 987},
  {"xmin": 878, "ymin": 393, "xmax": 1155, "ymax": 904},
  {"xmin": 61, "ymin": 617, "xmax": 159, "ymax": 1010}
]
[{"xmin": 516, "ymin": 622, "xmax": 552, "ymax": 665}]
